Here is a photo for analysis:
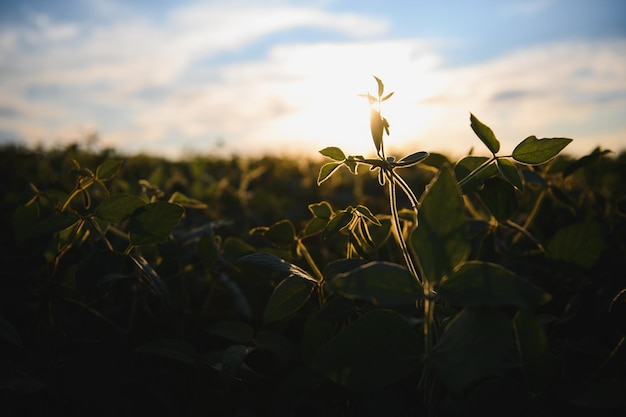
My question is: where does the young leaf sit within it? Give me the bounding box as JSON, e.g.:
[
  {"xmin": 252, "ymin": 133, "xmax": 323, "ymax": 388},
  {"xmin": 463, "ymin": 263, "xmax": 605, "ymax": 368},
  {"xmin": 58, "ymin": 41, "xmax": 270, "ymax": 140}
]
[
  {"xmin": 319, "ymin": 146, "xmax": 346, "ymax": 161},
  {"xmin": 381, "ymin": 91, "xmax": 394, "ymax": 102},
  {"xmin": 454, "ymin": 156, "xmax": 498, "ymax": 193},
  {"xmin": 264, "ymin": 275, "xmax": 316, "ymax": 324},
  {"xmin": 512, "ymin": 136, "xmax": 572, "ymax": 165},
  {"xmin": 323, "ymin": 209, "xmax": 354, "ymax": 238},
  {"xmin": 496, "ymin": 158, "xmax": 524, "ymax": 192},
  {"xmin": 370, "ymin": 109, "xmax": 384, "ymax": 154},
  {"xmin": 311, "ymin": 309, "xmax": 422, "ymax": 391},
  {"xmin": 317, "ymin": 162, "xmax": 342, "ymax": 185},
  {"xmin": 411, "ymin": 165, "xmax": 470, "ymax": 284},
  {"xmin": 128, "ymin": 201, "xmax": 184, "ymax": 246},
  {"xmin": 326, "ymin": 261, "xmax": 422, "ymax": 306},
  {"xmin": 308, "ymin": 201, "xmax": 333, "ymax": 219},
  {"xmin": 95, "ymin": 193, "xmax": 146, "ymax": 222},
  {"xmin": 374, "ymin": 75, "xmax": 384, "ymax": 97},
  {"xmin": 355, "ymin": 205, "xmax": 380, "ymax": 225},
  {"xmin": 264, "ymin": 219, "xmax": 296, "ymax": 248},
  {"xmin": 396, "ymin": 151, "xmax": 429, "ymax": 167},
  {"xmin": 95, "ymin": 159, "xmax": 123, "ymax": 181},
  {"xmin": 470, "ymin": 113, "xmax": 500, "ymax": 154}
]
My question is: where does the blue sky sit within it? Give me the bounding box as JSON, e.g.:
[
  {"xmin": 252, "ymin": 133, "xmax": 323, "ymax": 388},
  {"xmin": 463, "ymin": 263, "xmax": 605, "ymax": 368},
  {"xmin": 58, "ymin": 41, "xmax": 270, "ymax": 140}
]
[{"xmin": 0, "ymin": 0, "xmax": 624, "ymax": 159}]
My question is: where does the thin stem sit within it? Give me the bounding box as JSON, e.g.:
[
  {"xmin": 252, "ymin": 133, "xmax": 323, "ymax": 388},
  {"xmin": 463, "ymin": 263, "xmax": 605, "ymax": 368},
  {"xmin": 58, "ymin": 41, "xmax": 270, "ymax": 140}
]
[
  {"xmin": 512, "ymin": 188, "xmax": 547, "ymax": 245},
  {"xmin": 387, "ymin": 170, "xmax": 421, "ymax": 285},
  {"xmin": 457, "ymin": 156, "xmax": 496, "ymax": 188}
]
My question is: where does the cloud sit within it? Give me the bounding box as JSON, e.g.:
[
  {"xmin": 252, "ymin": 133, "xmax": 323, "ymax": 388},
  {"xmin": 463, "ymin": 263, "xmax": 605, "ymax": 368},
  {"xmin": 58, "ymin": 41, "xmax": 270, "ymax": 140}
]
[{"xmin": 0, "ymin": 0, "xmax": 624, "ymax": 159}]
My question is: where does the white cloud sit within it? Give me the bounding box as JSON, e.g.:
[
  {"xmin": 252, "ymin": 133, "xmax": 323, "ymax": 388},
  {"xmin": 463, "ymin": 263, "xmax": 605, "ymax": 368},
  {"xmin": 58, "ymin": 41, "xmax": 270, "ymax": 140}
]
[{"xmin": 0, "ymin": 1, "xmax": 624, "ymax": 159}]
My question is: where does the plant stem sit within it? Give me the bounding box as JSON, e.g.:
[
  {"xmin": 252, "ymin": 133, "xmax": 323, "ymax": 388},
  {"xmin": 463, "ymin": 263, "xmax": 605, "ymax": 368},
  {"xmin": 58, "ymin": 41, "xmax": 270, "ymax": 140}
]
[
  {"xmin": 457, "ymin": 156, "xmax": 496, "ymax": 188},
  {"xmin": 387, "ymin": 171, "xmax": 421, "ymax": 285}
]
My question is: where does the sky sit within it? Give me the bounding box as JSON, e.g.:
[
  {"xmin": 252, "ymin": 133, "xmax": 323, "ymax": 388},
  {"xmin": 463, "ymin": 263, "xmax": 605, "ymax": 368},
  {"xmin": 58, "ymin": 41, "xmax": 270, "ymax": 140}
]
[{"xmin": 0, "ymin": 0, "xmax": 625, "ymax": 160}]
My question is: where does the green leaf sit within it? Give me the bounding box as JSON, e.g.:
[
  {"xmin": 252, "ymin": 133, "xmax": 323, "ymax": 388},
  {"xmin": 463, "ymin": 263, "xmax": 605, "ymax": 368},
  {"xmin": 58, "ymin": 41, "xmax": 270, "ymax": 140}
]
[
  {"xmin": 207, "ymin": 321, "xmax": 254, "ymax": 343},
  {"xmin": 128, "ymin": 201, "xmax": 184, "ymax": 245},
  {"xmin": 411, "ymin": 165, "xmax": 470, "ymax": 284},
  {"xmin": 513, "ymin": 309, "xmax": 556, "ymax": 393},
  {"xmin": 135, "ymin": 339, "xmax": 199, "ymax": 364},
  {"xmin": 355, "ymin": 205, "xmax": 380, "ymax": 225},
  {"xmin": 512, "ymin": 136, "xmax": 572, "ymax": 165},
  {"xmin": 264, "ymin": 219, "xmax": 296, "ymax": 248},
  {"xmin": 477, "ymin": 177, "xmax": 519, "ymax": 222},
  {"xmin": 470, "ymin": 113, "xmax": 500, "ymax": 154},
  {"xmin": 311, "ymin": 309, "xmax": 422, "ymax": 391},
  {"xmin": 430, "ymin": 307, "xmax": 512, "ymax": 393},
  {"xmin": 396, "ymin": 151, "xmax": 429, "ymax": 167},
  {"xmin": 264, "ymin": 275, "xmax": 316, "ymax": 324},
  {"xmin": 367, "ymin": 216, "xmax": 392, "ymax": 249},
  {"xmin": 323, "ymin": 209, "xmax": 354, "ymax": 238},
  {"xmin": 308, "ymin": 201, "xmax": 333, "ymax": 219},
  {"xmin": 546, "ymin": 221, "xmax": 606, "ymax": 269},
  {"xmin": 317, "ymin": 162, "xmax": 342, "ymax": 185},
  {"xmin": 327, "ymin": 261, "xmax": 422, "ymax": 305},
  {"xmin": 319, "ymin": 146, "xmax": 346, "ymax": 161},
  {"xmin": 28, "ymin": 213, "xmax": 80, "ymax": 237},
  {"xmin": 301, "ymin": 217, "xmax": 328, "ymax": 238},
  {"xmin": 95, "ymin": 159, "xmax": 123, "ymax": 181},
  {"xmin": 496, "ymin": 158, "xmax": 524, "ymax": 192},
  {"xmin": 95, "ymin": 193, "xmax": 146, "ymax": 222},
  {"xmin": 454, "ymin": 156, "xmax": 498, "ymax": 193},
  {"xmin": 437, "ymin": 261, "xmax": 551, "ymax": 308},
  {"xmin": 370, "ymin": 109, "xmax": 384, "ymax": 154}
]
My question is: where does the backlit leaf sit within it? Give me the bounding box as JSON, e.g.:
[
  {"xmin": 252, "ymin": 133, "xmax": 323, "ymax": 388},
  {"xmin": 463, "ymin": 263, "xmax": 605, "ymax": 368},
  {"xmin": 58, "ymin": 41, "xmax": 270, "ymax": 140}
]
[
  {"xmin": 496, "ymin": 158, "xmax": 524, "ymax": 192},
  {"xmin": 128, "ymin": 201, "xmax": 184, "ymax": 245},
  {"xmin": 411, "ymin": 165, "xmax": 470, "ymax": 284},
  {"xmin": 309, "ymin": 201, "xmax": 333, "ymax": 219},
  {"xmin": 264, "ymin": 219, "xmax": 296, "ymax": 248},
  {"xmin": 512, "ymin": 136, "xmax": 572, "ymax": 165},
  {"xmin": 95, "ymin": 159, "xmax": 123, "ymax": 181},
  {"xmin": 317, "ymin": 162, "xmax": 342, "ymax": 185},
  {"xmin": 96, "ymin": 193, "xmax": 146, "ymax": 222},
  {"xmin": 470, "ymin": 113, "xmax": 500, "ymax": 154},
  {"xmin": 455, "ymin": 156, "xmax": 498, "ymax": 193},
  {"xmin": 396, "ymin": 151, "xmax": 429, "ymax": 167},
  {"xmin": 370, "ymin": 109, "xmax": 384, "ymax": 153},
  {"xmin": 547, "ymin": 221, "xmax": 606, "ymax": 269},
  {"xmin": 319, "ymin": 146, "xmax": 346, "ymax": 161}
]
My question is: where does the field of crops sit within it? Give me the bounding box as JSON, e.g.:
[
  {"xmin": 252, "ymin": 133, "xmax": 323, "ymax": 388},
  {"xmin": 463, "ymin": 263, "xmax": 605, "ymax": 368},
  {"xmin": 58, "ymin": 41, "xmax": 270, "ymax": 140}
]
[{"xmin": 1, "ymin": 109, "xmax": 625, "ymax": 416}]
